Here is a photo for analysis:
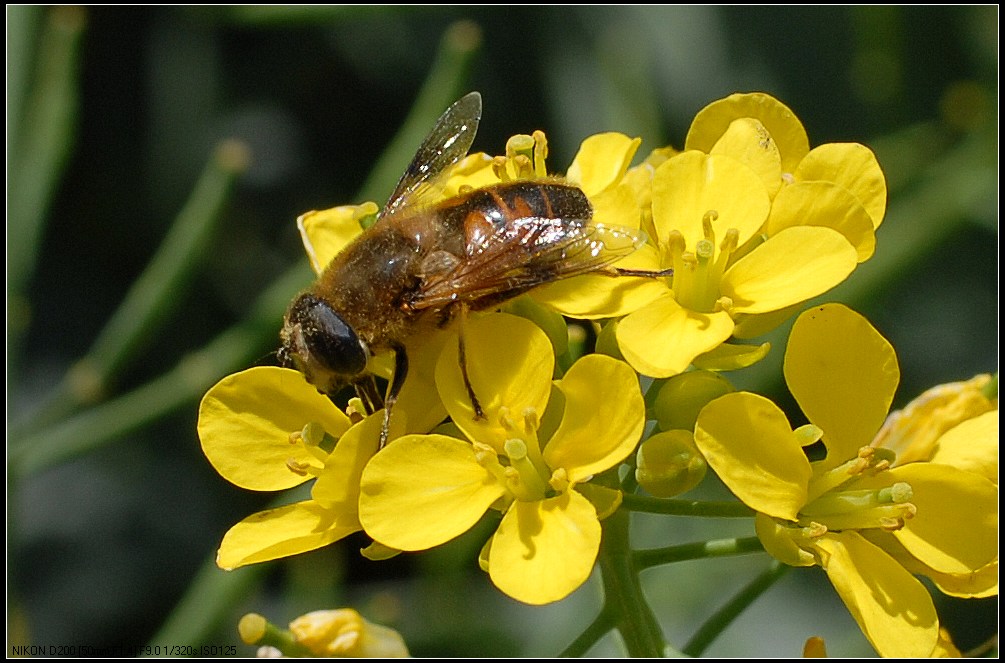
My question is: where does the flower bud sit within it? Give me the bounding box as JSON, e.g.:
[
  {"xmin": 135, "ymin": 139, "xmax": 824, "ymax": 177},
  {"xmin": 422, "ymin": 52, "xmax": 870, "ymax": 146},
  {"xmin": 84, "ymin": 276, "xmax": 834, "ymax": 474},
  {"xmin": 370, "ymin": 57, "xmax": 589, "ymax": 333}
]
[
  {"xmin": 651, "ymin": 370, "xmax": 733, "ymax": 432},
  {"xmin": 635, "ymin": 430, "xmax": 707, "ymax": 497}
]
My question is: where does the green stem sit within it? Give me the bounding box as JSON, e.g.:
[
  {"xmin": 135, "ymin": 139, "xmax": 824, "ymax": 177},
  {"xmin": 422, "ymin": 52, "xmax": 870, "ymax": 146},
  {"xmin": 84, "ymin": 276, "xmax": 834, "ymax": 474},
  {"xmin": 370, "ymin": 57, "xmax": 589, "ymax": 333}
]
[
  {"xmin": 9, "ymin": 263, "xmax": 312, "ymax": 478},
  {"xmin": 148, "ymin": 554, "xmax": 269, "ymax": 650},
  {"xmin": 682, "ymin": 560, "xmax": 789, "ymax": 657},
  {"xmin": 7, "ymin": 6, "xmax": 87, "ymax": 372},
  {"xmin": 557, "ymin": 608, "xmax": 615, "ymax": 657},
  {"xmin": 596, "ymin": 507, "xmax": 666, "ymax": 657},
  {"xmin": 15, "ymin": 140, "xmax": 250, "ymax": 434},
  {"xmin": 620, "ymin": 493, "xmax": 755, "ymax": 517},
  {"xmin": 357, "ymin": 20, "xmax": 483, "ymax": 206},
  {"xmin": 634, "ymin": 536, "xmax": 764, "ymax": 571}
]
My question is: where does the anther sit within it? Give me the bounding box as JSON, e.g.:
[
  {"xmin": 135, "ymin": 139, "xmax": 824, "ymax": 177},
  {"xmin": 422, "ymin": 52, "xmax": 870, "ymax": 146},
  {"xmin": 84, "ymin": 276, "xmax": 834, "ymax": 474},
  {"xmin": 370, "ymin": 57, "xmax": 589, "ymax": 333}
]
[{"xmin": 286, "ymin": 458, "xmax": 311, "ymax": 475}]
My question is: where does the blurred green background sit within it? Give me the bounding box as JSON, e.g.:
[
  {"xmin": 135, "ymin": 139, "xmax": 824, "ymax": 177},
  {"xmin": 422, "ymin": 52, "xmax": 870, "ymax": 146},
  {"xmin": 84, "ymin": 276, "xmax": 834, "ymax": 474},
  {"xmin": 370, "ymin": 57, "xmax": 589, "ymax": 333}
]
[{"xmin": 7, "ymin": 6, "xmax": 997, "ymax": 657}]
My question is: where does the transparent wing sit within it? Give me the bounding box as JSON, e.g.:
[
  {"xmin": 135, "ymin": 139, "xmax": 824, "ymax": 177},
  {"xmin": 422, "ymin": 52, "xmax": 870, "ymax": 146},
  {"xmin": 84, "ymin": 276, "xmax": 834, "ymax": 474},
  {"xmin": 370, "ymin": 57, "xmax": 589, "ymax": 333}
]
[
  {"xmin": 409, "ymin": 220, "xmax": 645, "ymax": 310},
  {"xmin": 383, "ymin": 91, "xmax": 482, "ymax": 218}
]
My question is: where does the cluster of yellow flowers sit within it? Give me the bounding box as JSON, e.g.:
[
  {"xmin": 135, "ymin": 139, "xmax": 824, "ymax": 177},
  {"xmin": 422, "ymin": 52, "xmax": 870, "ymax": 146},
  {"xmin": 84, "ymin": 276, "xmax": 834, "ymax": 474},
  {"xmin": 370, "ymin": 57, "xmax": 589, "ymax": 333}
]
[{"xmin": 197, "ymin": 93, "xmax": 997, "ymax": 657}]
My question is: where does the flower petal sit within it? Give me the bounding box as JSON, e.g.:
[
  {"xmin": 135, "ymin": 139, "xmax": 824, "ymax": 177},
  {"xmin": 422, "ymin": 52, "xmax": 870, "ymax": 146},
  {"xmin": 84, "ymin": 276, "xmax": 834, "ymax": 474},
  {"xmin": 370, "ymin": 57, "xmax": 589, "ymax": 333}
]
[
  {"xmin": 617, "ymin": 294, "xmax": 734, "ymax": 378},
  {"xmin": 766, "ymin": 181, "xmax": 876, "ymax": 262},
  {"xmin": 685, "ymin": 92, "xmax": 810, "ymax": 174},
  {"xmin": 566, "ymin": 133, "xmax": 641, "ymax": 196},
  {"xmin": 311, "ymin": 411, "xmax": 382, "ymax": 510},
  {"xmin": 883, "ymin": 463, "xmax": 998, "ymax": 574},
  {"xmin": 794, "ymin": 143, "xmax": 887, "ymax": 229},
  {"xmin": 694, "ymin": 392, "xmax": 810, "ymax": 520},
  {"xmin": 721, "ymin": 227, "xmax": 858, "ymax": 314},
  {"xmin": 487, "ymin": 491, "xmax": 600, "ymax": 605},
  {"xmin": 217, "ymin": 500, "xmax": 359, "ymax": 570},
  {"xmin": 358, "ymin": 434, "xmax": 506, "ymax": 551},
  {"xmin": 784, "ymin": 304, "xmax": 899, "ymax": 468},
  {"xmin": 815, "ymin": 531, "xmax": 939, "ymax": 658},
  {"xmin": 692, "ymin": 341, "xmax": 770, "ymax": 371},
  {"xmin": 544, "ymin": 355, "xmax": 645, "ymax": 483},
  {"xmin": 298, "ymin": 204, "xmax": 375, "ymax": 273},
  {"xmin": 532, "ymin": 244, "xmax": 666, "ymax": 319},
  {"xmin": 710, "ymin": 117, "xmax": 783, "ymax": 198},
  {"xmin": 930, "ymin": 410, "xmax": 998, "ymax": 483},
  {"xmin": 436, "ymin": 313, "xmax": 553, "ymax": 452},
  {"xmin": 652, "ymin": 151, "xmax": 770, "ymax": 249},
  {"xmin": 198, "ymin": 366, "xmax": 352, "ymax": 491}
]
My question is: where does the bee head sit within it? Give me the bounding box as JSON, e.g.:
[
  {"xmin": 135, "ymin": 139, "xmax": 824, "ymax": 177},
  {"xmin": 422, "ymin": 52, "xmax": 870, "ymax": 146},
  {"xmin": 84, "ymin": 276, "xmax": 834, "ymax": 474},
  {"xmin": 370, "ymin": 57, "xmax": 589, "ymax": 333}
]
[{"xmin": 279, "ymin": 293, "xmax": 370, "ymax": 393}]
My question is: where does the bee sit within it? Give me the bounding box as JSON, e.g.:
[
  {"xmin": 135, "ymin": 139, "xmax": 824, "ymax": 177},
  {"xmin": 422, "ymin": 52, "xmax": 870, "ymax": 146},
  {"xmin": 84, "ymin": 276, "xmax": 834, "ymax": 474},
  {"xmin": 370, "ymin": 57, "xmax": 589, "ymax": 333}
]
[{"xmin": 280, "ymin": 92, "xmax": 652, "ymax": 445}]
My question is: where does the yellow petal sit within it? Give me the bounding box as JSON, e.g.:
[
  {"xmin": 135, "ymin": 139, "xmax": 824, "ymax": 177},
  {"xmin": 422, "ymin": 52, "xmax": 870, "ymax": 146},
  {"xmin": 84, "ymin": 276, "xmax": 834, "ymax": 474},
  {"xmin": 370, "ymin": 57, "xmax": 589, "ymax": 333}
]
[
  {"xmin": 544, "ymin": 355, "xmax": 645, "ymax": 483},
  {"xmin": 784, "ymin": 304, "xmax": 899, "ymax": 468},
  {"xmin": 731, "ymin": 304, "xmax": 802, "ymax": 340},
  {"xmin": 217, "ymin": 500, "xmax": 359, "ymax": 570},
  {"xmin": 928, "ymin": 559, "xmax": 998, "ymax": 599},
  {"xmin": 722, "ymin": 227, "xmax": 858, "ymax": 314},
  {"xmin": 710, "ymin": 117, "xmax": 783, "ymax": 198},
  {"xmin": 766, "ymin": 181, "xmax": 876, "ymax": 262},
  {"xmin": 441, "ymin": 152, "xmax": 499, "ymax": 198},
  {"xmin": 694, "ymin": 392, "xmax": 810, "ymax": 520},
  {"xmin": 531, "ymin": 244, "xmax": 666, "ymax": 319},
  {"xmin": 885, "ymin": 464, "xmax": 998, "ymax": 574},
  {"xmin": 692, "ymin": 341, "xmax": 770, "ymax": 371},
  {"xmin": 617, "ymin": 294, "xmax": 734, "ymax": 378},
  {"xmin": 754, "ymin": 513, "xmax": 815, "ymax": 566},
  {"xmin": 591, "ymin": 183, "xmax": 644, "ymax": 230},
  {"xmin": 394, "ymin": 330, "xmax": 450, "ymax": 434},
  {"xmin": 861, "ymin": 530, "xmax": 998, "ymax": 599},
  {"xmin": 874, "ymin": 374, "xmax": 996, "ymax": 466},
  {"xmin": 311, "ymin": 411, "xmax": 382, "ymax": 510},
  {"xmin": 815, "ymin": 531, "xmax": 939, "ymax": 658},
  {"xmin": 358, "ymin": 434, "xmax": 506, "ymax": 551},
  {"xmin": 436, "ymin": 313, "xmax": 554, "ymax": 452},
  {"xmin": 794, "ymin": 143, "xmax": 887, "ymax": 228},
  {"xmin": 297, "ymin": 203, "xmax": 375, "ymax": 273},
  {"xmin": 198, "ymin": 366, "xmax": 352, "ymax": 491},
  {"xmin": 685, "ymin": 92, "xmax": 810, "ymax": 174},
  {"xmin": 930, "ymin": 410, "xmax": 999, "ymax": 483},
  {"xmin": 487, "ymin": 491, "xmax": 601, "ymax": 605},
  {"xmin": 652, "ymin": 151, "xmax": 770, "ymax": 249},
  {"xmin": 566, "ymin": 133, "xmax": 642, "ymax": 196}
]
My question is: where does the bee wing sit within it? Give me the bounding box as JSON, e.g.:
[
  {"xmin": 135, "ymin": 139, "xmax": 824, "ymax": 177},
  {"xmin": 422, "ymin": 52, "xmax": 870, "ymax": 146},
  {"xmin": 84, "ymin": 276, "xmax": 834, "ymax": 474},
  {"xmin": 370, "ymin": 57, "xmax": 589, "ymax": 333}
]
[
  {"xmin": 382, "ymin": 92, "xmax": 482, "ymax": 218},
  {"xmin": 410, "ymin": 220, "xmax": 645, "ymax": 310}
]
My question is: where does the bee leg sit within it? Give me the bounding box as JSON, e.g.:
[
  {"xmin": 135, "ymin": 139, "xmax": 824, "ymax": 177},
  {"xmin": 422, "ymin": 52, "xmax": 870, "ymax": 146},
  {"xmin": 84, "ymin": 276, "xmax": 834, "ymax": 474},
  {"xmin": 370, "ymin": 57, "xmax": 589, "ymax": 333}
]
[
  {"xmin": 609, "ymin": 267, "xmax": 675, "ymax": 278},
  {"xmin": 457, "ymin": 305, "xmax": 486, "ymax": 421},
  {"xmin": 378, "ymin": 344, "xmax": 409, "ymax": 449},
  {"xmin": 353, "ymin": 375, "xmax": 384, "ymax": 416}
]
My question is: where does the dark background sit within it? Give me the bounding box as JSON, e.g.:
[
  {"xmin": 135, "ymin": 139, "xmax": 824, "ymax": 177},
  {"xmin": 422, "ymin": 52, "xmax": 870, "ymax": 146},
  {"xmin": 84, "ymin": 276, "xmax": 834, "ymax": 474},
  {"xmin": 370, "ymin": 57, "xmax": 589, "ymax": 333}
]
[{"xmin": 7, "ymin": 6, "xmax": 997, "ymax": 657}]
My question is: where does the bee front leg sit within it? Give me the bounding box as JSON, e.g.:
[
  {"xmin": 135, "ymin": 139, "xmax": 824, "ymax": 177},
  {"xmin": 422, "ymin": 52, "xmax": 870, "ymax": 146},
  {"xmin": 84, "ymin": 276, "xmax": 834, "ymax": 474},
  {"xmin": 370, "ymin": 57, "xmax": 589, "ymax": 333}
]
[
  {"xmin": 353, "ymin": 375, "xmax": 385, "ymax": 416},
  {"xmin": 457, "ymin": 305, "xmax": 486, "ymax": 421},
  {"xmin": 378, "ymin": 344, "xmax": 409, "ymax": 449}
]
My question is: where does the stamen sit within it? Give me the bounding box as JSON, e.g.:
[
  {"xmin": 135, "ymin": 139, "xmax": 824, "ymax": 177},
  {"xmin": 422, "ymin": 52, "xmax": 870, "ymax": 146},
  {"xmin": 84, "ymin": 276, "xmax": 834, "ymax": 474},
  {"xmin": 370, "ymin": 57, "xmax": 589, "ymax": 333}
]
[
  {"xmin": 301, "ymin": 421, "xmax": 325, "ymax": 446},
  {"xmin": 286, "ymin": 458, "xmax": 311, "ymax": 476},
  {"xmin": 531, "ymin": 130, "xmax": 549, "ymax": 177},
  {"xmin": 503, "ymin": 438, "xmax": 548, "ymax": 501},
  {"xmin": 549, "ymin": 467, "xmax": 570, "ymax": 493},
  {"xmin": 701, "ymin": 211, "xmax": 719, "ymax": 242}
]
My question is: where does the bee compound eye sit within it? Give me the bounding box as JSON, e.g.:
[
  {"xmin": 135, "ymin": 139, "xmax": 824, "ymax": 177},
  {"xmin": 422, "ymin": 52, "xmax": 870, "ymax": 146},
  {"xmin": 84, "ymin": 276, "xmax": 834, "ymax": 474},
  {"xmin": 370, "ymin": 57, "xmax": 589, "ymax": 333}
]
[{"xmin": 296, "ymin": 296, "xmax": 369, "ymax": 378}]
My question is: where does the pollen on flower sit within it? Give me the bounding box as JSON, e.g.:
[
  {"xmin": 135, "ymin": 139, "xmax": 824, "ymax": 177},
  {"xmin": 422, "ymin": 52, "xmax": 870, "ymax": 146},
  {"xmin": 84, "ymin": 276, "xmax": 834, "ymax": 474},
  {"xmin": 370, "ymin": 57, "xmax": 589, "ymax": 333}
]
[
  {"xmin": 549, "ymin": 467, "xmax": 570, "ymax": 493},
  {"xmin": 286, "ymin": 458, "xmax": 312, "ymax": 476}
]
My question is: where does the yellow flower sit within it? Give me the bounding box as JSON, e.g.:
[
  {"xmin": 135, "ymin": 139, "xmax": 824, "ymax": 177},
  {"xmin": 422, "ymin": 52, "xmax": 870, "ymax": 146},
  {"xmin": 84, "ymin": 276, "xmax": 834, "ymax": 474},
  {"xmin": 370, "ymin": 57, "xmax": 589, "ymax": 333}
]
[
  {"xmin": 239, "ymin": 609, "xmax": 409, "ymax": 658},
  {"xmin": 289, "ymin": 609, "xmax": 409, "ymax": 657},
  {"xmin": 357, "ymin": 313, "xmax": 645, "ymax": 604},
  {"xmin": 693, "ymin": 304, "xmax": 998, "ymax": 657},
  {"xmin": 614, "ymin": 148, "xmax": 859, "ymax": 377},
  {"xmin": 198, "ymin": 366, "xmax": 384, "ymax": 569}
]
